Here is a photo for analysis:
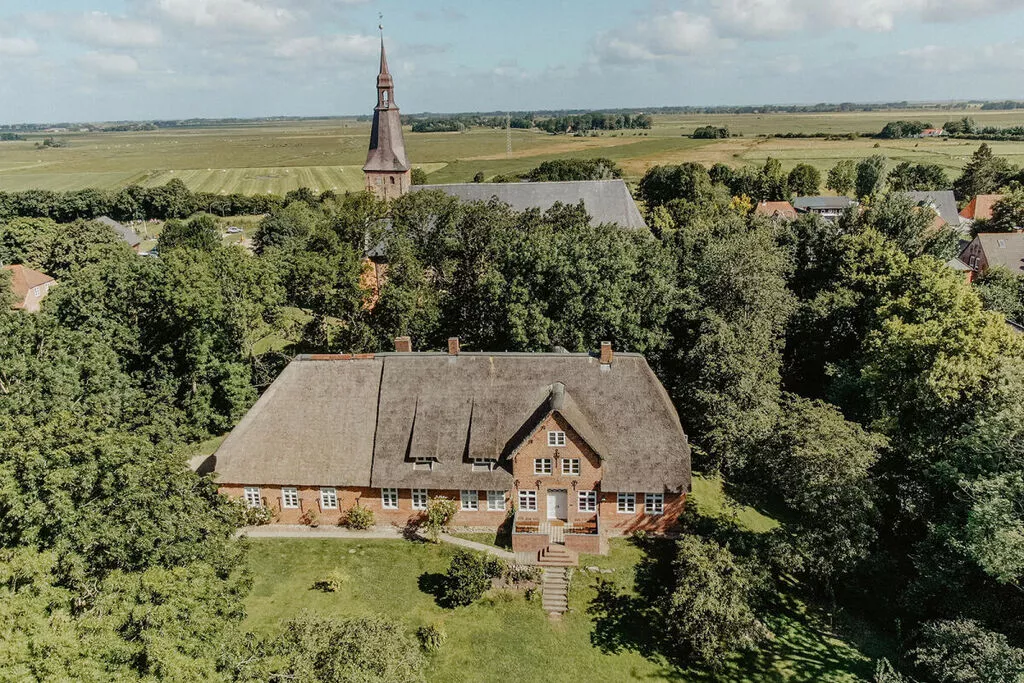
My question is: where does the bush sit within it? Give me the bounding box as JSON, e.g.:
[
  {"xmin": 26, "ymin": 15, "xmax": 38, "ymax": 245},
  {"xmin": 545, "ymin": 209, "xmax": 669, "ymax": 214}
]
[
  {"xmin": 439, "ymin": 549, "xmax": 491, "ymax": 607},
  {"xmin": 312, "ymin": 570, "xmax": 349, "ymax": 592},
  {"xmin": 345, "ymin": 505, "xmax": 375, "ymax": 530},
  {"xmin": 301, "ymin": 508, "xmax": 319, "ymax": 527},
  {"xmin": 483, "ymin": 556, "xmax": 507, "ymax": 579},
  {"xmin": 243, "ymin": 505, "xmax": 273, "ymax": 526},
  {"xmin": 508, "ymin": 564, "xmax": 542, "ymax": 584},
  {"xmin": 424, "ymin": 496, "xmax": 458, "ymax": 541},
  {"xmin": 473, "ymin": 171, "xmax": 485, "ymax": 183},
  {"xmin": 416, "ymin": 624, "xmax": 447, "ymax": 653},
  {"xmin": 410, "ymin": 167, "xmax": 428, "ymax": 185}
]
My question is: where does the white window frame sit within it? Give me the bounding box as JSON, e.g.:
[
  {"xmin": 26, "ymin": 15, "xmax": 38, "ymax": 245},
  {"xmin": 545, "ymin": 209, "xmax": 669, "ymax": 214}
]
[
  {"xmin": 382, "ymin": 488, "xmax": 399, "ymax": 510},
  {"xmin": 534, "ymin": 458, "xmax": 552, "ymax": 475},
  {"xmin": 562, "ymin": 458, "xmax": 580, "ymax": 475},
  {"xmin": 519, "ymin": 490, "xmax": 537, "ymax": 512},
  {"xmin": 413, "ymin": 457, "xmax": 433, "ymax": 471},
  {"xmin": 547, "ymin": 430, "xmax": 566, "ymax": 447},
  {"xmin": 281, "ymin": 487, "xmax": 299, "ymax": 509},
  {"xmin": 617, "ymin": 492, "xmax": 636, "ymax": 514},
  {"xmin": 320, "ymin": 487, "xmax": 338, "ymax": 509},
  {"xmin": 578, "ymin": 490, "xmax": 597, "ymax": 513},
  {"xmin": 412, "ymin": 488, "xmax": 428, "ymax": 510},
  {"xmin": 32, "ymin": 286, "xmax": 40, "ymax": 297},
  {"xmin": 471, "ymin": 458, "xmax": 495, "ymax": 472},
  {"xmin": 243, "ymin": 486, "xmax": 262, "ymax": 508},
  {"xmin": 487, "ymin": 490, "xmax": 505, "ymax": 511},
  {"xmin": 460, "ymin": 490, "xmax": 479, "ymax": 511},
  {"xmin": 645, "ymin": 493, "xmax": 664, "ymax": 515}
]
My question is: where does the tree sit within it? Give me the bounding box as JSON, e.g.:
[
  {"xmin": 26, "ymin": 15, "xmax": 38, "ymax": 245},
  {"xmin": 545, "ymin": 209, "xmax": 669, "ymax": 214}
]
[
  {"xmin": 887, "ymin": 162, "xmax": 950, "ymax": 191},
  {"xmin": 662, "ymin": 537, "xmax": 768, "ymax": 668},
  {"xmin": 755, "ymin": 157, "xmax": 789, "ymax": 202},
  {"xmin": 410, "ymin": 167, "xmax": 428, "ymax": 185},
  {"xmin": 693, "ymin": 125, "xmax": 729, "ymax": 139},
  {"xmin": 974, "ymin": 266, "xmax": 1024, "ymax": 324},
  {"xmin": 962, "ymin": 473, "xmax": 1024, "ymax": 587},
  {"xmin": 908, "ymin": 619, "xmax": 1024, "ymax": 683},
  {"xmin": 254, "ymin": 201, "xmax": 322, "ymax": 253},
  {"xmin": 827, "ymin": 160, "xmax": 857, "ymax": 196},
  {"xmin": 523, "ymin": 158, "xmax": 622, "ymax": 182},
  {"xmin": 954, "ymin": 143, "xmax": 1012, "ymax": 201},
  {"xmin": 787, "ymin": 163, "xmax": 821, "ymax": 196},
  {"xmin": 158, "ymin": 212, "xmax": 220, "ymax": 252},
  {"xmin": 943, "ymin": 117, "xmax": 976, "ymax": 135},
  {"xmin": 856, "ymin": 155, "xmax": 888, "ymax": 199},
  {"xmin": 990, "ymin": 189, "xmax": 1024, "ymax": 231},
  {"xmin": 860, "ymin": 192, "xmax": 950, "ymax": 258},
  {"xmin": 637, "ymin": 163, "xmax": 714, "ymax": 208},
  {"xmin": 439, "ymin": 550, "xmax": 491, "ymax": 607}
]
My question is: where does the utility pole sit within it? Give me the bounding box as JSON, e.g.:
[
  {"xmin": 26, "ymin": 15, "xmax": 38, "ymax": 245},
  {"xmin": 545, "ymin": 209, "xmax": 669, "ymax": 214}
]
[{"xmin": 506, "ymin": 113, "xmax": 512, "ymax": 159}]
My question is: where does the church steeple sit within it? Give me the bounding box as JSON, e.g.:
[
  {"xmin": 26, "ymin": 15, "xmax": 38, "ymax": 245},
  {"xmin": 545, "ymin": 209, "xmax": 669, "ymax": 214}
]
[{"xmin": 363, "ymin": 27, "xmax": 410, "ymax": 200}]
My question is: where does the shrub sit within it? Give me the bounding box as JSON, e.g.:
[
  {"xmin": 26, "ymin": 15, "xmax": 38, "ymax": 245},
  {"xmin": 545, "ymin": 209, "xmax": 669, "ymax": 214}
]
[
  {"xmin": 301, "ymin": 508, "xmax": 319, "ymax": 528},
  {"xmin": 410, "ymin": 167, "xmax": 428, "ymax": 185},
  {"xmin": 424, "ymin": 496, "xmax": 458, "ymax": 542},
  {"xmin": 473, "ymin": 171, "xmax": 485, "ymax": 183},
  {"xmin": 416, "ymin": 624, "xmax": 447, "ymax": 653},
  {"xmin": 483, "ymin": 556, "xmax": 507, "ymax": 579},
  {"xmin": 312, "ymin": 570, "xmax": 349, "ymax": 592},
  {"xmin": 243, "ymin": 505, "xmax": 273, "ymax": 526},
  {"xmin": 439, "ymin": 549, "xmax": 491, "ymax": 607},
  {"xmin": 345, "ymin": 505, "xmax": 375, "ymax": 530},
  {"xmin": 508, "ymin": 564, "xmax": 542, "ymax": 584}
]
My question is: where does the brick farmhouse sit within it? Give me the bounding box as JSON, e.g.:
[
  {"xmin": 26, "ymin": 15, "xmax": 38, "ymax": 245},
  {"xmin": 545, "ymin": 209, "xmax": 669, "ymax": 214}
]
[{"xmin": 214, "ymin": 338, "xmax": 691, "ymax": 556}]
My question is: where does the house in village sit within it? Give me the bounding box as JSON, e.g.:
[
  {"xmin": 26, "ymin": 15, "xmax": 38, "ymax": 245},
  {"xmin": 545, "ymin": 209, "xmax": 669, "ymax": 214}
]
[
  {"xmin": 3, "ymin": 264, "xmax": 56, "ymax": 312},
  {"xmin": 959, "ymin": 232, "xmax": 1024, "ymax": 279},
  {"xmin": 361, "ymin": 36, "xmax": 646, "ymax": 228},
  {"xmin": 94, "ymin": 215, "xmax": 142, "ymax": 252},
  {"xmin": 213, "ymin": 339, "xmax": 691, "ymax": 560},
  {"xmin": 793, "ymin": 196, "xmax": 858, "ymax": 221},
  {"xmin": 754, "ymin": 200, "xmax": 797, "ymax": 221},
  {"xmin": 903, "ymin": 190, "xmax": 964, "ymax": 234},
  {"xmin": 959, "ymin": 194, "xmax": 1004, "ymax": 225}
]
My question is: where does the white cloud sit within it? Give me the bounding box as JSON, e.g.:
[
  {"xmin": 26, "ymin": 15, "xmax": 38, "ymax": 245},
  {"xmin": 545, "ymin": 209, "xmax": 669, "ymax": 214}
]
[
  {"xmin": 75, "ymin": 12, "xmax": 162, "ymax": 47},
  {"xmin": 273, "ymin": 33, "xmax": 377, "ymax": 59},
  {"xmin": 595, "ymin": 11, "xmax": 729, "ymax": 64},
  {"xmin": 156, "ymin": 0, "xmax": 295, "ymax": 32},
  {"xmin": 0, "ymin": 37, "xmax": 39, "ymax": 57},
  {"xmin": 79, "ymin": 52, "xmax": 141, "ymax": 76}
]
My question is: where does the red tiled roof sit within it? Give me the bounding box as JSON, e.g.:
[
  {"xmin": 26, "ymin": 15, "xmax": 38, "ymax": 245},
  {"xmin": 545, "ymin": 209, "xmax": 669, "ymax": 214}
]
[
  {"xmin": 960, "ymin": 194, "xmax": 1004, "ymax": 221},
  {"xmin": 3, "ymin": 264, "xmax": 55, "ymax": 302},
  {"xmin": 754, "ymin": 201, "xmax": 797, "ymax": 220}
]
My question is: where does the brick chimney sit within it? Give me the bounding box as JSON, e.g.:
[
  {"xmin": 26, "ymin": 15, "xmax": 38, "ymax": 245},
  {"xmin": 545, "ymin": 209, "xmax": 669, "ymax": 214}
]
[
  {"xmin": 599, "ymin": 341, "xmax": 613, "ymax": 365},
  {"xmin": 394, "ymin": 336, "xmax": 412, "ymax": 353},
  {"xmin": 448, "ymin": 337, "xmax": 460, "ymax": 355}
]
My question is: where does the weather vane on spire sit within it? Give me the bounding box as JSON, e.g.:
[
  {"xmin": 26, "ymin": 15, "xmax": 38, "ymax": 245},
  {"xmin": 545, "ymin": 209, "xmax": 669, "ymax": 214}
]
[{"xmin": 378, "ymin": 12, "xmax": 383, "ymax": 33}]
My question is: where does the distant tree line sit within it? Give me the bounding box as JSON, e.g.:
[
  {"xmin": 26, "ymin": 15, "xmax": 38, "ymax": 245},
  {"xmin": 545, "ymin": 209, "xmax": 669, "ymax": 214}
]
[
  {"xmin": 0, "ymin": 133, "xmax": 24, "ymax": 141},
  {"xmin": 692, "ymin": 126, "xmax": 730, "ymax": 139},
  {"xmin": 536, "ymin": 112, "xmax": 652, "ymax": 134},
  {"xmin": 876, "ymin": 120, "xmax": 934, "ymax": 139},
  {"xmin": 980, "ymin": 100, "xmax": 1024, "ymax": 110}
]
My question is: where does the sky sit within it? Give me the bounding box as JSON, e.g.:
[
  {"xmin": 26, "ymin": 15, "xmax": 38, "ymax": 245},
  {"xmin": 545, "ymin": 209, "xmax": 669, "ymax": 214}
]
[{"xmin": 1, "ymin": 0, "xmax": 1024, "ymax": 124}]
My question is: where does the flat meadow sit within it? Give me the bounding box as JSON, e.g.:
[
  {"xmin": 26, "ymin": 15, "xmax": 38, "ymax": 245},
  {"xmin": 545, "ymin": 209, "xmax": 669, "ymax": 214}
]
[{"xmin": 2, "ymin": 109, "xmax": 1024, "ymax": 194}]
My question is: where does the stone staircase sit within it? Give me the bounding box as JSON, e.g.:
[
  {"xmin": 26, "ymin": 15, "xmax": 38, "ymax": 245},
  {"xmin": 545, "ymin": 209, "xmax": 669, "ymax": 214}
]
[
  {"xmin": 536, "ymin": 544, "xmax": 576, "ymax": 567},
  {"xmin": 541, "ymin": 566, "xmax": 570, "ymax": 616}
]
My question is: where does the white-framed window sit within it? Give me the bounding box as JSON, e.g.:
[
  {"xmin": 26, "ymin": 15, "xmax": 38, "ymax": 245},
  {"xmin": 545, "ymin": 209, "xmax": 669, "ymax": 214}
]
[
  {"xmin": 519, "ymin": 490, "xmax": 537, "ymax": 511},
  {"xmin": 281, "ymin": 487, "xmax": 299, "ymax": 509},
  {"xmin": 320, "ymin": 487, "xmax": 338, "ymax": 509},
  {"xmin": 460, "ymin": 490, "xmax": 479, "ymax": 511},
  {"xmin": 617, "ymin": 492, "xmax": 636, "ymax": 514},
  {"xmin": 382, "ymin": 488, "xmax": 399, "ymax": 509},
  {"xmin": 32, "ymin": 286, "xmax": 40, "ymax": 297},
  {"xmin": 412, "ymin": 488, "xmax": 428, "ymax": 510},
  {"xmin": 472, "ymin": 458, "xmax": 495, "ymax": 472},
  {"xmin": 534, "ymin": 458, "xmax": 552, "ymax": 475},
  {"xmin": 645, "ymin": 493, "xmax": 664, "ymax": 515},
  {"xmin": 487, "ymin": 490, "xmax": 505, "ymax": 511},
  {"xmin": 243, "ymin": 486, "xmax": 262, "ymax": 508},
  {"xmin": 413, "ymin": 457, "xmax": 433, "ymax": 471},
  {"xmin": 578, "ymin": 490, "xmax": 597, "ymax": 512},
  {"xmin": 547, "ymin": 430, "xmax": 566, "ymax": 447},
  {"xmin": 562, "ymin": 458, "xmax": 580, "ymax": 475}
]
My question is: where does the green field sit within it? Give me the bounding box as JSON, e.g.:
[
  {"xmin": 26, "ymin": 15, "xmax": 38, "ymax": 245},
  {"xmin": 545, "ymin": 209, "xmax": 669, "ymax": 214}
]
[
  {"xmin": 241, "ymin": 476, "xmax": 884, "ymax": 681},
  {"xmin": 3, "ymin": 109, "xmax": 1024, "ymax": 194}
]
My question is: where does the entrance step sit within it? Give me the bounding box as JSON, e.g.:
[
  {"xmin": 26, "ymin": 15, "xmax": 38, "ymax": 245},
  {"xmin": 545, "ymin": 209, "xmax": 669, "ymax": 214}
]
[
  {"xmin": 537, "ymin": 544, "xmax": 577, "ymax": 567},
  {"xmin": 541, "ymin": 567, "xmax": 570, "ymax": 616}
]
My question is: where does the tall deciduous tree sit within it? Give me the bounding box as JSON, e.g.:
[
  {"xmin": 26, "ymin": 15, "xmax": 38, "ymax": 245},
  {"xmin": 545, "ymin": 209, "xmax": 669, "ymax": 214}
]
[
  {"xmin": 856, "ymin": 155, "xmax": 888, "ymax": 199},
  {"xmin": 827, "ymin": 160, "xmax": 857, "ymax": 196},
  {"xmin": 787, "ymin": 163, "xmax": 821, "ymax": 196}
]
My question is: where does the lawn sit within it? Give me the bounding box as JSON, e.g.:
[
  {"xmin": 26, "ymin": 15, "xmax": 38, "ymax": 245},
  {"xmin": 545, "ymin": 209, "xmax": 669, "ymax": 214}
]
[
  {"xmin": 242, "ymin": 477, "xmax": 884, "ymax": 682},
  {"xmin": 4, "ymin": 109, "xmax": 1024, "ymax": 194}
]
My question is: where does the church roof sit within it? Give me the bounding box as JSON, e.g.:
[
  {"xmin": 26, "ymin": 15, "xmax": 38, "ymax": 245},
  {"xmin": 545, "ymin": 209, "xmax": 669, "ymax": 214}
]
[
  {"xmin": 363, "ymin": 38, "xmax": 409, "ymax": 173},
  {"xmin": 213, "ymin": 350, "xmax": 690, "ymax": 493},
  {"xmin": 410, "ymin": 180, "xmax": 648, "ymax": 229}
]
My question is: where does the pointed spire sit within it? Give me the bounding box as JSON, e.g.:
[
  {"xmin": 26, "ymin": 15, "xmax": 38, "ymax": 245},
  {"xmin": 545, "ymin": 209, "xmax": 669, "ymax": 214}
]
[{"xmin": 379, "ymin": 34, "xmax": 390, "ymax": 76}]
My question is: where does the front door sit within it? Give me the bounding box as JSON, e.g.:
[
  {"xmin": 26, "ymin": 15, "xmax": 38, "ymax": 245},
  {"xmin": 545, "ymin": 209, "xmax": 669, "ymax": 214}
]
[{"xmin": 547, "ymin": 489, "xmax": 568, "ymax": 521}]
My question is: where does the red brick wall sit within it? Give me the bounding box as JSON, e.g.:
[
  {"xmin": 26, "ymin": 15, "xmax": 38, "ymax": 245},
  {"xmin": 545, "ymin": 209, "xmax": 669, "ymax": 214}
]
[
  {"xmin": 511, "ymin": 533, "xmax": 550, "ymax": 554},
  {"xmin": 599, "ymin": 492, "xmax": 686, "ymax": 535}
]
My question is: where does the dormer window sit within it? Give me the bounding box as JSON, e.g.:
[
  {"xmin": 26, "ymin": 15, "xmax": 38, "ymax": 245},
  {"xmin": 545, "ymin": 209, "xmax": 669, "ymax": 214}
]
[
  {"xmin": 472, "ymin": 458, "xmax": 496, "ymax": 472},
  {"xmin": 547, "ymin": 431, "xmax": 566, "ymax": 447},
  {"xmin": 413, "ymin": 457, "xmax": 434, "ymax": 471}
]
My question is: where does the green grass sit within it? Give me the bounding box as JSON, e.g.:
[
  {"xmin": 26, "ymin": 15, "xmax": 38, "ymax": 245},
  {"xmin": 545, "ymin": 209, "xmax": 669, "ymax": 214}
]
[
  {"xmin": 4, "ymin": 110, "xmax": 1024, "ymax": 194},
  {"xmin": 448, "ymin": 531, "xmax": 512, "ymax": 550},
  {"xmin": 242, "ymin": 474, "xmax": 884, "ymax": 681}
]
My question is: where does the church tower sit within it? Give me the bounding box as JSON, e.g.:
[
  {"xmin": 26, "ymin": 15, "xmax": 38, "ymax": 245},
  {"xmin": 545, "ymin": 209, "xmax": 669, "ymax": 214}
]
[{"xmin": 363, "ymin": 34, "xmax": 411, "ymax": 200}]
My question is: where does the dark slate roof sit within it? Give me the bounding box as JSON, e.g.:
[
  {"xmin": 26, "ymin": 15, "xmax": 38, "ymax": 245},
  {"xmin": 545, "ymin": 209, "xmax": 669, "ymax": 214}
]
[
  {"xmin": 793, "ymin": 196, "xmax": 858, "ymax": 211},
  {"xmin": 974, "ymin": 233, "xmax": 1024, "ymax": 274},
  {"xmin": 94, "ymin": 216, "xmax": 141, "ymax": 248},
  {"xmin": 215, "ymin": 351, "xmax": 690, "ymax": 493},
  {"xmin": 410, "ymin": 180, "xmax": 648, "ymax": 229},
  {"xmin": 904, "ymin": 191, "xmax": 962, "ymax": 230}
]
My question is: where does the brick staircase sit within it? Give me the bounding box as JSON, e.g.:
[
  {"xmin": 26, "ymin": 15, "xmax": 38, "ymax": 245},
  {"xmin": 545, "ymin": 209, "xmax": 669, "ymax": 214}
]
[
  {"xmin": 541, "ymin": 566, "xmax": 570, "ymax": 616},
  {"xmin": 536, "ymin": 544, "xmax": 576, "ymax": 567}
]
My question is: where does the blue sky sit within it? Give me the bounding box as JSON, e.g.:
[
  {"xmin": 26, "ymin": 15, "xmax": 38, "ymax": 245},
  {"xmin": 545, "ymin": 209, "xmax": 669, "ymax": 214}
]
[{"xmin": 1, "ymin": 0, "xmax": 1023, "ymax": 123}]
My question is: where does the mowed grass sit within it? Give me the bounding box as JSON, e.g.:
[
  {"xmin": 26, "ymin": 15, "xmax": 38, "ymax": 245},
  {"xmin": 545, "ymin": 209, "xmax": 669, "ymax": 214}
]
[
  {"xmin": 242, "ymin": 476, "xmax": 881, "ymax": 682},
  {"xmin": 3, "ymin": 108, "xmax": 1024, "ymax": 193}
]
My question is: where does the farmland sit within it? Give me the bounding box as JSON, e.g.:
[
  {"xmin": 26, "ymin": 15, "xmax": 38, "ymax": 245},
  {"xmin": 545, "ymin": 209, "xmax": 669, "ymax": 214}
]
[{"xmin": 2, "ymin": 109, "xmax": 1024, "ymax": 194}]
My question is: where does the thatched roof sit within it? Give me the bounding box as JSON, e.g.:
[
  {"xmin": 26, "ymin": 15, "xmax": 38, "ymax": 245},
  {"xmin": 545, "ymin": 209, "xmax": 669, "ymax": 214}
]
[
  {"xmin": 215, "ymin": 351, "xmax": 690, "ymax": 493},
  {"xmin": 410, "ymin": 180, "xmax": 648, "ymax": 229}
]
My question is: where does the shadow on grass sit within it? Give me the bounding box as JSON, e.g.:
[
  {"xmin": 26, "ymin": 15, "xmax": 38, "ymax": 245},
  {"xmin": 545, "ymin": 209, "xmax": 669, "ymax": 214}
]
[
  {"xmin": 586, "ymin": 525, "xmax": 877, "ymax": 681},
  {"xmin": 418, "ymin": 572, "xmax": 447, "ymax": 607}
]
